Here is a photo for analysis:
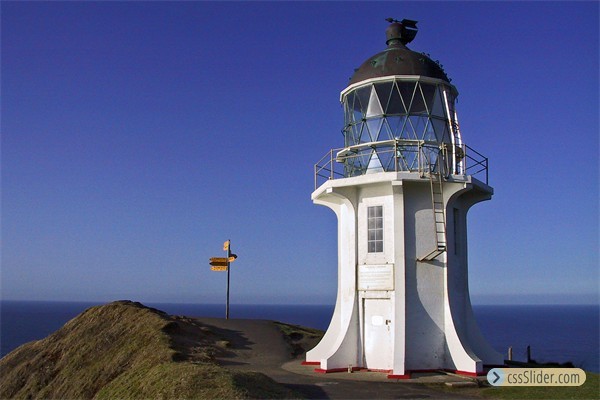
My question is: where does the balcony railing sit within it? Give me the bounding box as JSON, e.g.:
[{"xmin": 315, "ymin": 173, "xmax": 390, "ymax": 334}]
[{"xmin": 314, "ymin": 140, "xmax": 488, "ymax": 190}]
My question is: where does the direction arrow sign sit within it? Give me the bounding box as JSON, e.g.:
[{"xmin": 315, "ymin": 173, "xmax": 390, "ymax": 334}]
[
  {"xmin": 210, "ymin": 260, "xmax": 228, "ymax": 267},
  {"xmin": 211, "ymin": 266, "xmax": 228, "ymax": 271},
  {"xmin": 210, "ymin": 257, "xmax": 228, "ymax": 263}
]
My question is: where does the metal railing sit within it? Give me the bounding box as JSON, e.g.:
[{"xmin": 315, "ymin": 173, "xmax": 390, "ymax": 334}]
[
  {"xmin": 314, "ymin": 140, "xmax": 489, "ymax": 190},
  {"xmin": 463, "ymin": 144, "xmax": 489, "ymax": 185},
  {"xmin": 314, "ymin": 149, "xmax": 346, "ymax": 189}
]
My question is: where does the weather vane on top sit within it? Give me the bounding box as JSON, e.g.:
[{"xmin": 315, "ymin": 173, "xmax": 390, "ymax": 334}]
[{"xmin": 385, "ymin": 17, "xmax": 418, "ymax": 45}]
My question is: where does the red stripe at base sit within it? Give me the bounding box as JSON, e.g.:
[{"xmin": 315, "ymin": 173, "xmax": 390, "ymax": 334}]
[
  {"xmin": 312, "ymin": 366, "xmax": 486, "ymax": 377},
  {"xmin": 454, "ymin": 369, "xmax": 486, "ymax": 377},
  {"xmin": 388, "ymin": 373, "xmax": 411, "ymax": 379}
]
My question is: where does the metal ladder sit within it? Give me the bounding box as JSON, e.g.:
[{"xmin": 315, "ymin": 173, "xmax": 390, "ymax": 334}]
[{"xmin": 418, "ymin": 159, "xmax": 447, "ymax": 261}]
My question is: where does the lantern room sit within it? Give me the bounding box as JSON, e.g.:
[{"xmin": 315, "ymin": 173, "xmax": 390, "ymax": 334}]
[{"xmin": 339, "ymin": 20, "xmax": 463, "ymax": 179}]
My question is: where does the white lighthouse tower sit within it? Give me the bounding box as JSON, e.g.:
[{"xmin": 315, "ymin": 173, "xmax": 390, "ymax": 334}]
[{"xmin": 305, "ymin": 19, "xmax": 503, "ymax": 378}]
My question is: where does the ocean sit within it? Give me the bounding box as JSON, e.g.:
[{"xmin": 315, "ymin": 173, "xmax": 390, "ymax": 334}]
[{"xmin": 1, "ymin": 301, "xmax": 598, "ymax": 373}]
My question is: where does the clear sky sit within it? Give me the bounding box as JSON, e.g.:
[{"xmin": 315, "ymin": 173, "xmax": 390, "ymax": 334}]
[{"xmin": 2, "ymin": 1, "xmax": 598, "ymax": 306}]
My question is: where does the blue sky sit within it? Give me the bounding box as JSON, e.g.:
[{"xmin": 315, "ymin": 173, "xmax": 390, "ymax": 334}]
[{"xmin": 2, "ymin": 1, "xmax": 598, "ymax": 305}]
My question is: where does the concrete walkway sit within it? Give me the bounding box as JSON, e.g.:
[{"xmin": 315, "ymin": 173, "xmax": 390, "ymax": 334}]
[{"xmin": 194, "ymin": 317, "xmax": 485, "ymax": 399}]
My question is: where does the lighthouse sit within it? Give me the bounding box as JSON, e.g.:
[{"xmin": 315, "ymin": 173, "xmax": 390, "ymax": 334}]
[{"xmin": 306, "ymin": 19, "xmax": 503, "ymax": 378}]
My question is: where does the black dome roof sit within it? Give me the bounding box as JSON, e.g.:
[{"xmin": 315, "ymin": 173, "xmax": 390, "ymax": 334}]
[{"xmin": 349, "ymin": 21, "xmax": 450, "ymax": 85}]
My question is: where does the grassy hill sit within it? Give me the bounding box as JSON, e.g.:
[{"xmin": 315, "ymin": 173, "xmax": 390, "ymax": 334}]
[{"xmin": 0, "ymin": 301, "xmax": 299, "ymax": 399}]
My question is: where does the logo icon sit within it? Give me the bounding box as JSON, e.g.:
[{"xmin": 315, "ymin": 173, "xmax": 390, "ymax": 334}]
[{"xmin": 487, "ymin": 368, "xmax": 505, "ymax": 386}]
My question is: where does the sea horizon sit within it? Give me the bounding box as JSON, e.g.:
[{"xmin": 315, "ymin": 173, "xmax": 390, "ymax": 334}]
[
  {"xmin": 2, "ymin": 301, "xmax": 598, "ymax": 373},
  {"xmin": 2, "ymin": 298, "xmax": 598, "ymax": 306}
]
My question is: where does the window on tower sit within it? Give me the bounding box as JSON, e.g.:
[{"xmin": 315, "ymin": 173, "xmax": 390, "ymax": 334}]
[{"xmin": 367, "ymin": 206, "xmax": 384, "ymax": 253}]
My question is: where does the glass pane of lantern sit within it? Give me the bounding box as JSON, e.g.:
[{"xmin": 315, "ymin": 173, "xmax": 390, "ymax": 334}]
[
  {"xmin": 420, "ymin": 83, "xmax": 436, "ymax": 115},
  {"xmin": 348, "ymin": 92, "xmax": 364, "ymax": 124},
  {"xmin": 350, "ymin": 156, "xmax": 364, "ymax": 176},
  {"xmin": 356, "ymin": 149, "xmax": 371, "ymax": 171},
  {"xmin": 359, "ymin": 123, "xmax": 369, "ymax": 143},
  {"xmin": 431, "ymin": 118, "xmax": 449, "ymax": 142},
  {"xmin": 407, "ymin": 115, "xmax": 427, "ymax": 139},
  {"xmin": 353, "ymin": 109, "xmax": 364, "ymax": 125},
  {"xmin": 343, "ymin": 102, "xmax": 350, "ymax": 123},
  {"xmin": 406, "ymin": 150, "xmax": 418, "ymax": 170},
  {"xmin": 344, "ymin": 126, "xmax": 352, "ymax": 146},
  {"xmin": 346, "ymin": 123, "xmax": 362, "ymax": 146},
  {"xmin": 396, "ymin": 149, "xmax": 408, "ymax": 171},
  {"xmin": 347, "ymin": 86, "xmax": 371, "ymax": 122},
  {"xmin": 366, "ymin": 151, "xmax": 384, "ymax": 174},
  {"xmin": 387, "ymin": 115, "xmax": 406, "ymax": 139},
  {"xmin": 346, "ymin": 107, "xmax": 357, "ymax": 127},
  {"xmin": 354, "ymin": 85, "xmax": 371, "ymax": 115},
  {"xmin": 404, "ymin": 117, "xmax": 416, "ymax": 139},
  {"xmin": 409, "ymin": 82, "xmax": 428, "ymax": 115},
  {"xmin": 431, "ymin": 86, "xmax": 446, "ymax": 118},
  {"xmin": 365, "ymin": 118, "xmax": 383, "ymax": 142},
  {"xmin": 387, "ymin": 81, "xmax": 407, "ymax": 115},
  {"xmin": 345, "ymin": 91, "xmax": 355, "ymax": 112},
  {"xmin": 343, "ymin": 128, "xmax": 351, "ymax": 147},
  {"xmin": 398, "ymin": 81, "xmax": 417, "ymax": 113},
  {"xmin": 377, "ymin": 148, "xmax": 395, "ymax": 171},
  {"xmin": 380, "ymin": 118, "xmax": 394, "ymax": 141},
  {"xmin": 346, "ymin": 92, "xmax": 360, "ymax": 124},
  {"xmin": 374, "ymin": 81, "xmax": 393, "ymax": 113},
  {"xmin": 422, "ymin": 119, "xmax": 436, "ymax": 141},
  {"xmin": 366, "ymin": 86, "xmax": 384, "ymax": 117}
]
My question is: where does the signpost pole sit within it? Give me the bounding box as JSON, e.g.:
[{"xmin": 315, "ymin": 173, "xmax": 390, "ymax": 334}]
[
  {"xmin": 210, "ymin": 240, "xmax": 236, "ymax": 319},
  {"xmin": 226, "ymin": 240, "xmax": 231, "ymax": 320}
]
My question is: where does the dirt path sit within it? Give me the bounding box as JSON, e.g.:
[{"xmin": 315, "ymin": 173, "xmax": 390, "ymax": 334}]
[{"xmin": 194, "ymin": 318, "xmax": 482, "ymax": 400}]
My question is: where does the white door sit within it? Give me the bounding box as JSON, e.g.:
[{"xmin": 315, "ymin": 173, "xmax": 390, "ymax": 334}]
[{"xmin": 363, "ymin": 298, "xmax": 393, "ymax": 370}]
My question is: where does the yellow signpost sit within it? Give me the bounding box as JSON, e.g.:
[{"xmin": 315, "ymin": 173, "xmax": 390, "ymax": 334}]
[
  {"xmin": 209, "ymin": 240, "xmax": 238, "ymax": 319},
  {"xmin": 210, "ymin": 257, "xmax": 228, "ymax": 266}
]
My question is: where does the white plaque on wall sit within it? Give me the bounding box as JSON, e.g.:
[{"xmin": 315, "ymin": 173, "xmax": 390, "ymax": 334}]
[{"xmin": 358, "ymin": 264, "xmax": 394, "ymax": 291}]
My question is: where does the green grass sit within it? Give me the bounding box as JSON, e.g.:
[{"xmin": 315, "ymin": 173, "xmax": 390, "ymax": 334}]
[
  {"xmin": 0, "ymin": 301, "xmax": 301, "ymax": 399},
  {"xmin": 273, "ymin": 322, "xmax": 324, "ymax": 358},
  {"xmin": 96, "ymin": 363, "xmax": 300, "ymax": 399}
]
